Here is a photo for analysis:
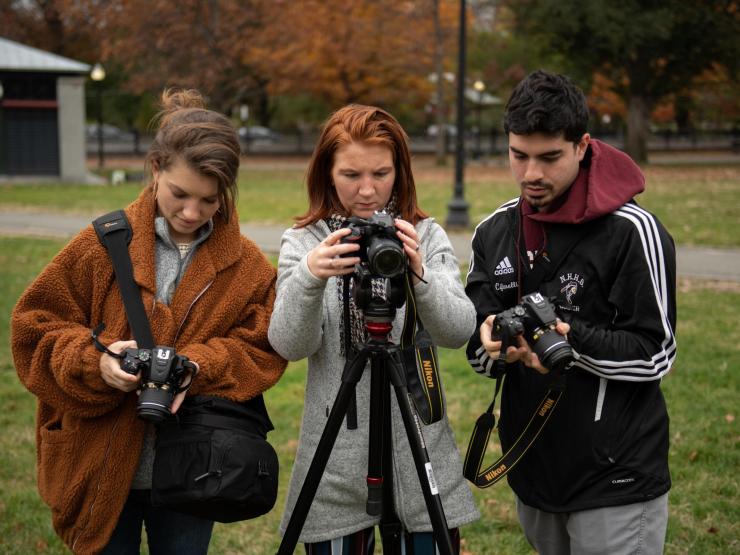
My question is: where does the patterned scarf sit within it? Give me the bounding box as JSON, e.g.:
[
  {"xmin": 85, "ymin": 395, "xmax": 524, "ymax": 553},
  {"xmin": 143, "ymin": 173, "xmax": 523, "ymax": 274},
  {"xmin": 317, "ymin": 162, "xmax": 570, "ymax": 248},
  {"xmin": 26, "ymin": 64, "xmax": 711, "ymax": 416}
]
[{"xmin": 326, "ymin": 195, "xmax": 398, "ymax": 355}]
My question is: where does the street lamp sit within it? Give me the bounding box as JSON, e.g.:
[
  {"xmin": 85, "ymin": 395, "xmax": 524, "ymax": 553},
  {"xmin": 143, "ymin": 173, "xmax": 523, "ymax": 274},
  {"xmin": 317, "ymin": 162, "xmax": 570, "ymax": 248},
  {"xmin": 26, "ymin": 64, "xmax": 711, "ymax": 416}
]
[
  {"xmin": 473, "ymin": 80, "xmax": 485, "ymax": 159},
  {"xmin": 90, "ymin": 63, "xmax": 106, "ymax": 169},
  {"xmin": 446, "ymin": 0, "xmax": 470, "ymax": 230}
]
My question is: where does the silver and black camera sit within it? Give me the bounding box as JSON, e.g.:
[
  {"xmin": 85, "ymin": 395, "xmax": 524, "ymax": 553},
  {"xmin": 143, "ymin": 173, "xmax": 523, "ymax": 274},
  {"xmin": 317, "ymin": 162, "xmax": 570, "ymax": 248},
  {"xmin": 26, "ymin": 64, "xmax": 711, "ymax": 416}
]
[
  {"xmin": 341, "ymin": 211, "xmax": 406, "ymax": 278},
  {"xmin": 121, "ymin": 346, "xmax": 196, "ymax": 422},
  {"xmin": 494, "ymin": 293, "xmax": 574, "ymax": 373}
]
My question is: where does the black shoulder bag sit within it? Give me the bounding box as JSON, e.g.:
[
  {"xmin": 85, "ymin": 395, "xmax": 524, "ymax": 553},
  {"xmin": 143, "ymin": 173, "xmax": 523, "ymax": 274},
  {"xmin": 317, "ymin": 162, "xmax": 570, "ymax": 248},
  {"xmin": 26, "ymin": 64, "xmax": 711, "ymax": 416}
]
[{"xmin": 92, "ymin": 210, "xmax": 279, "ymax": 522}]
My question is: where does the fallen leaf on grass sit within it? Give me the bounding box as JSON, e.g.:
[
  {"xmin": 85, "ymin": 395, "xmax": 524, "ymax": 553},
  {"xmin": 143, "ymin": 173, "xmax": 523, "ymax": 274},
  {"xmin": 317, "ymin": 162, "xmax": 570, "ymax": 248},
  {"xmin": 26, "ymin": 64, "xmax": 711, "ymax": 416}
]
[
  {"xmin": 707, "ymin": 526, "xmax": 718, "ymax": 534},
  {"xmin": 688, "ymin": 450, "xmax": 698, "ymax": 462}
]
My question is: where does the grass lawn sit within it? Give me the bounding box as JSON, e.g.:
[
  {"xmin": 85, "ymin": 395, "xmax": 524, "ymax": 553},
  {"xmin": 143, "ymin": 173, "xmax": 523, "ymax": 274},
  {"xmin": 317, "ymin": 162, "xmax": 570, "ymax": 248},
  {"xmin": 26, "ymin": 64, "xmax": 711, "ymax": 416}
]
[
  {"xmin": 1, "ymin": 157, "xmax": 739, "ymax": 248},
  {"xmin": 1, "ymin": 234, "xmax": 738, "ymax": 554}
]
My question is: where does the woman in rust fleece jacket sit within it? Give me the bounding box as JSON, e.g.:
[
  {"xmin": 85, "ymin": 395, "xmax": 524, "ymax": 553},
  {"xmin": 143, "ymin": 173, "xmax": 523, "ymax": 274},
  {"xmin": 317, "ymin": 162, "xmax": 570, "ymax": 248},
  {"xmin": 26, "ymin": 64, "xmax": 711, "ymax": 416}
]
[{"xmin": 11, "ymin": 89, "xmax": 287, "ymax": 555}]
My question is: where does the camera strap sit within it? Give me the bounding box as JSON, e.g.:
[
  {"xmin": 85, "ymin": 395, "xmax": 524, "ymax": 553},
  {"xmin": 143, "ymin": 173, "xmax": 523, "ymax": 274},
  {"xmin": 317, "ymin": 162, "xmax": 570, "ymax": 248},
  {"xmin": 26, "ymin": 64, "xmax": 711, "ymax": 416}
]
[
  {"xmin": 400, "ymin": 272, "xmax": 444, "ymax": 425},
  {"xmin": 463, "ymin": 369, "xmax": 566, "ymax": 488},
  {"xmin": 92, "ymin": 210, "xmax": 155, "ymax": 349},
  {"xmin": 342, "ymin": 275, "xmax": 358, "ymax": 430}
]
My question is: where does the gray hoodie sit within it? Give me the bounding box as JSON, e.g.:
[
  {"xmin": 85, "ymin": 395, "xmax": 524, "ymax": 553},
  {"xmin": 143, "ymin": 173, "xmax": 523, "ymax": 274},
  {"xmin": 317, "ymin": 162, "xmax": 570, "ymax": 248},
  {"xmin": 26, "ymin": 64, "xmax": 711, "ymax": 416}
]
[{"xmin": 268, "ymin": 217, "xmax": 480, "ymax": 543}]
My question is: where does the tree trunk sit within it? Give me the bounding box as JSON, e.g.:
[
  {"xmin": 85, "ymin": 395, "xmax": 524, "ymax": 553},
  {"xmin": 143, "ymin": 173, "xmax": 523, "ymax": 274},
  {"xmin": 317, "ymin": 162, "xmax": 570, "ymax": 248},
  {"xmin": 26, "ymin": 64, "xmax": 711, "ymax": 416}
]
[{"xmin": 625, "ymin": 94, "xmax": 650, "ymax": 164}]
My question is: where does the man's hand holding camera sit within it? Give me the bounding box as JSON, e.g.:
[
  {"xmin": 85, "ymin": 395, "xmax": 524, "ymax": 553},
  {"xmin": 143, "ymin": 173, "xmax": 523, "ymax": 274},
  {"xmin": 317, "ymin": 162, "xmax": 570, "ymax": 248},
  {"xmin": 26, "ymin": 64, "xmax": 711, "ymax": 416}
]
[
  {"xmin": 479, "ymin": 293, "xmax": 574, "ymax": 375},
  {"xmin": 480, "ymin": 315, "xmax": 570, "ymax": 374}
]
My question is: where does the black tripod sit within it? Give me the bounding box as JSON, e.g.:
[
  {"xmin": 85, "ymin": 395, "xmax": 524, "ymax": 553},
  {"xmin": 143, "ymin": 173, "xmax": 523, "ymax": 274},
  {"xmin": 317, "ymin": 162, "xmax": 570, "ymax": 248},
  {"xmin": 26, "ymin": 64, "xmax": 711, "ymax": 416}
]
[{"xmin": 277, "ymin": 293, "xmax": 454, "ymax": 555}]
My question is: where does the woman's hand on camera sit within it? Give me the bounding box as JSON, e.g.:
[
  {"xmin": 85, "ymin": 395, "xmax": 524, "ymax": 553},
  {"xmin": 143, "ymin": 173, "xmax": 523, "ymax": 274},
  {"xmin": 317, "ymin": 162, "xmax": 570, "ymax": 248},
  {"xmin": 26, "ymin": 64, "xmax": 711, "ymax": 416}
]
[
  {"xmin": 99, "ymin": 340, "xmax": 140, "ymax": 392},
  {"xmin": 307, "ymin": 228, "xmax": 361, "ymax": 279},
  {"xmin": 394, "ymin": 218, "xmax": 424, "ymax": 282}
]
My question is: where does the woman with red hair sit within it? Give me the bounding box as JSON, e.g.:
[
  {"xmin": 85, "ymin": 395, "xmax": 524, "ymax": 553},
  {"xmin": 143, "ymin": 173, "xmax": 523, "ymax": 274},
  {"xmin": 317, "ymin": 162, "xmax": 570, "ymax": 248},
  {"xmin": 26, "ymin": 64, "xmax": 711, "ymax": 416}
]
[{"xmin": 269, "ymin": 105, "xmax": 479, "ymax": 554}]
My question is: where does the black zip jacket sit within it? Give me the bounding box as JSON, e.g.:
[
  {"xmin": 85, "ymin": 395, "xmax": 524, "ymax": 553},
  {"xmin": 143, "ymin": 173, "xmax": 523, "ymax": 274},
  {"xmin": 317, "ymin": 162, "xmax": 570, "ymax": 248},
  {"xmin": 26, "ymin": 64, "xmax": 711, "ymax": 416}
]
[{"xmin": 465, "ymin": 188, "xmax": 677, "ymax": 512}]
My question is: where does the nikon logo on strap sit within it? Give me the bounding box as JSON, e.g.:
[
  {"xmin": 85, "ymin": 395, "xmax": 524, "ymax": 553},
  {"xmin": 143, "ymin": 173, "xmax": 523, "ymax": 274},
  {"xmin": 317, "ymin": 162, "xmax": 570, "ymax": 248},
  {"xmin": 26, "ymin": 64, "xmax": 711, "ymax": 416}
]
[
  {"xmin": 464, "ymin": 378, "xmax": 564, "ymax": 489},
  {"xmin": 539, "ymin": 398, "xmax": 555, "ymax": 416},
  {"xmin": 423, "ymin": 359, "xmax": 435, "ymax": 389}
]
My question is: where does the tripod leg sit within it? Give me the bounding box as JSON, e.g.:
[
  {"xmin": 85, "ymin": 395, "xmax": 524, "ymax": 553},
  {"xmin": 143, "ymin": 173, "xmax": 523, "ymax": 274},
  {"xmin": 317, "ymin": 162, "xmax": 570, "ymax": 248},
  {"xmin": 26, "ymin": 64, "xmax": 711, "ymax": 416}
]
[
  {"xmin": 277, "ymin": 349, "xmax": 370, "ymax": 555},
  {"xmin": 384, "ymin": 351, "xmax": 455, "ymax": 555},
  {"xmin": 366, "ymin": 354, "xmax": 385, "ymax": 516}
]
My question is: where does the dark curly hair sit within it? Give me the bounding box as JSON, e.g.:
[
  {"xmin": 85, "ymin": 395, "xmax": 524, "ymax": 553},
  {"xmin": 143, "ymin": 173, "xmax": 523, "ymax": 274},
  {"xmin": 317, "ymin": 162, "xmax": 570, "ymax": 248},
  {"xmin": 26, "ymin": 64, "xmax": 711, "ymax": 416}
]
[{"xmin": 503, "ymin": 70, "xmax": 588, "ymax": 144}]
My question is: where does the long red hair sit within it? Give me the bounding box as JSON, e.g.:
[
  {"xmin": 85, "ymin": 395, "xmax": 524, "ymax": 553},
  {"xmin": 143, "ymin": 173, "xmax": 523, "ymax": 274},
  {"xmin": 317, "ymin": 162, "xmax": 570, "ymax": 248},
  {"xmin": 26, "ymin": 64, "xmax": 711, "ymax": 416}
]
[{"xmin": 295, "ymin": 104, "xmax": 427, "ymax": 227}]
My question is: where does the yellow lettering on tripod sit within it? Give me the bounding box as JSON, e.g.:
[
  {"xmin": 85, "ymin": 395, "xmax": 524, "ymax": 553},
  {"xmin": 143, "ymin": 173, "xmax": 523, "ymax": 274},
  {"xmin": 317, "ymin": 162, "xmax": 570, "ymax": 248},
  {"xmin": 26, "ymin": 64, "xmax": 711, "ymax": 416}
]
[
  {"xmin": 423, "ymin": 359, "xmax": 435, "ymax": 389},
  {"xmin": 539, "ymin": 398, "xmax": 555, "ymax": 417},
  {"xmin": 485, "ymin": 464, "xmax": 507, "ymax": 481}
]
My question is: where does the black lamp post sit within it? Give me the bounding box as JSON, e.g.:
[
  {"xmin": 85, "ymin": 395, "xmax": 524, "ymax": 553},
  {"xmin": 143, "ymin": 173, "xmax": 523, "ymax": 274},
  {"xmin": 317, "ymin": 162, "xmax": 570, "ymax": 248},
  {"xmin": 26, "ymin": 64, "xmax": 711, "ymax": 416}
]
[
  {"xmin": 446, "ymin": 0, "xmax": 470, "ymax": 230},
  {"xmin": 473, "ymin": 79, "xmax": 485, "ymax": 159},
  {"xmin": 90, "ymin": 63, "xmax": 106, "ymax": 169}
]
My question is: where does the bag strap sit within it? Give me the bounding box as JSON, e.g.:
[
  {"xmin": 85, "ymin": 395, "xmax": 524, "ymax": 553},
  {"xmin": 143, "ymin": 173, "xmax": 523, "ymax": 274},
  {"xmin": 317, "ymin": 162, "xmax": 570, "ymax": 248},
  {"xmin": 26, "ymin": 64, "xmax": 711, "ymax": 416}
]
[
  {"xmin": 93, "ymin": 210, "xmax": 155, "ymax": 349},
  {"xmin": 174, "ymin": 412, "xmax": 267, "ymax": 436},
  {"xmin": 400, "ymin": 272, "xmax": 444, "ymax": 425},
  {"xmin": 464, "ymin": 372, "xmax": 565, "ymax": 487}
]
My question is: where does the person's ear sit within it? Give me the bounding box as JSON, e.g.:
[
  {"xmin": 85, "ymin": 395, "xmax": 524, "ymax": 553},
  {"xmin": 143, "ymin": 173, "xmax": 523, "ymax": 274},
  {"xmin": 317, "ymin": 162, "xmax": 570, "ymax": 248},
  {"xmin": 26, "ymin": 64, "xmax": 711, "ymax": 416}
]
[{"xmin": 576, "ymin": 133, "xmax": 590, "ymax": 161}]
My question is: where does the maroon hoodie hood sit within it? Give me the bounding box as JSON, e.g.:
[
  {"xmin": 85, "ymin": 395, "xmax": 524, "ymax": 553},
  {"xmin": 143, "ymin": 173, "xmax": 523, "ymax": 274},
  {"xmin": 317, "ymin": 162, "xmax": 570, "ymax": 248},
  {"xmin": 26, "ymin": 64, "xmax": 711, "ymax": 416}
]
[
  {"xmin": 525, "ymin": 138, "xmax": 645, "ymax": 224},
  {"xmin": 521, "ymin": 139, "xmax": 645, "ymax": 258}
]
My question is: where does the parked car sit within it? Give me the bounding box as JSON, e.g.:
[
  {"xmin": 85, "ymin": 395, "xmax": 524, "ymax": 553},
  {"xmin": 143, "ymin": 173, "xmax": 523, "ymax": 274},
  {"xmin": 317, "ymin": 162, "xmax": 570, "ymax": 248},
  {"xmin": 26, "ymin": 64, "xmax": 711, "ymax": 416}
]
[
  {"xmin": 85, "ymin": 123, "xmax": 135, "ymax": 142},
  {"xmin": 426, "ymin": 123, "xmax": 457, "ymax": 137},
  {"xmin": 238, "ymin": 125, "xmax": 279, "ymax": 142}
]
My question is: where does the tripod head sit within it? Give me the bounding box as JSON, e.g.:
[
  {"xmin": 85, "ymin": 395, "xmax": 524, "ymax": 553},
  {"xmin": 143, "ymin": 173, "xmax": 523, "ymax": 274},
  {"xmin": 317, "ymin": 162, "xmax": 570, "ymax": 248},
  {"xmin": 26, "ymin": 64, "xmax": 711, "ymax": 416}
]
[{"xmin": 350, "ymin": 262, "xmax": 407, "ymax": 345}]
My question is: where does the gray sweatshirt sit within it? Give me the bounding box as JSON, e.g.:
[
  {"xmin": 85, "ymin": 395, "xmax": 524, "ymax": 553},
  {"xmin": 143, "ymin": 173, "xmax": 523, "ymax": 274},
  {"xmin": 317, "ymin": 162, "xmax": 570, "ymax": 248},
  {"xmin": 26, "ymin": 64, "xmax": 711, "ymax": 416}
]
[{"xmin": 268, "ymin": 217, "xmax": 480, "ymax": 543}]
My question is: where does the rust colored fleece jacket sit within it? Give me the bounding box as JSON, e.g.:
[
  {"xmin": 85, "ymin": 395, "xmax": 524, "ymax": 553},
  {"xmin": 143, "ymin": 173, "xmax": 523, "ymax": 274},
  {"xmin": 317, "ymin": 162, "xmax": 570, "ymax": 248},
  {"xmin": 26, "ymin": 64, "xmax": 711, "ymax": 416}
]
[{"xmin": 11, "ymin": 187, "xmax": 287, "ymax": 554}]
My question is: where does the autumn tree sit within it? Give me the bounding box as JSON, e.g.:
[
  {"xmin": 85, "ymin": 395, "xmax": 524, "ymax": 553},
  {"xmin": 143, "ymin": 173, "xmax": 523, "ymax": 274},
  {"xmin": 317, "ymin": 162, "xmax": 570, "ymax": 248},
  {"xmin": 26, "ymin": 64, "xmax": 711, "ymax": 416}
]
[
  {"xmin": 0, "ymin": 0, "xmax": 102, "ymax": 61},
  {"xmin": 259, "ymin": 0, "xmax": 458, "ymax": 120},
  {"xmin": 504, "ymin": 0, "xmax": 740, "ymax": 162},
  {"xmin": 99, "ymin": 0, "xmax": 274, "ymax": 121}
]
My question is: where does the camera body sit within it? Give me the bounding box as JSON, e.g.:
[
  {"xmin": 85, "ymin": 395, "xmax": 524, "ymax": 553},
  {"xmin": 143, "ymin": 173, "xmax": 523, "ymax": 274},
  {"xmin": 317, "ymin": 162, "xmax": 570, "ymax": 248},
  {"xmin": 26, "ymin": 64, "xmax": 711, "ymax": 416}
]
[
  {"xmin": 494, "ymin": 293, "xmax": 574, "ymax": 373},
  {"xmin": 341, "ymin": 211, "xmax": 406, "ymax": 278},
  {"xmin": 121, "ymin": 346, "xmax": 194, "ymax": 422}
]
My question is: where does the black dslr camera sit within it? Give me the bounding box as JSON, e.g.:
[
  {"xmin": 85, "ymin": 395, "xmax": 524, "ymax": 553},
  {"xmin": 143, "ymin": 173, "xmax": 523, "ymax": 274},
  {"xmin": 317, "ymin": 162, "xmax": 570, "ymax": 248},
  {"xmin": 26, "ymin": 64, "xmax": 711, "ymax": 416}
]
[
  {"xmin": 341, "ymin": 211, "xmax": 406, "ymax": 278},
  {"xmin": 120, "ymin": 346, "xmax": 196, "ymax": 422},
  {"xmin": 494, "ymin": 293, "xmax": 574, "ymax": 373}
]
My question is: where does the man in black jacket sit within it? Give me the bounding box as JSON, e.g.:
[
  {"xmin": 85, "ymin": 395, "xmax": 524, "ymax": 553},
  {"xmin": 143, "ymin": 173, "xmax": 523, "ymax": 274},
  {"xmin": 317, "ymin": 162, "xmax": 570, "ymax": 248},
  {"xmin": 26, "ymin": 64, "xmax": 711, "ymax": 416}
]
[{"xmin": 465, "ymin": 70, "xmax": 677, "ymax": 554}]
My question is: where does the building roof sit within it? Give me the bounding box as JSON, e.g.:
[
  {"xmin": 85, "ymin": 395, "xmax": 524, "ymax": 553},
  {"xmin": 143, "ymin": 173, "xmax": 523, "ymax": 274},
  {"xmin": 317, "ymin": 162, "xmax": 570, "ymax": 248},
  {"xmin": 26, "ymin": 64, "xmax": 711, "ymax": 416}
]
[{"xmin": 0, "ymin": 36, "xmax": 90, "ymax": 74}]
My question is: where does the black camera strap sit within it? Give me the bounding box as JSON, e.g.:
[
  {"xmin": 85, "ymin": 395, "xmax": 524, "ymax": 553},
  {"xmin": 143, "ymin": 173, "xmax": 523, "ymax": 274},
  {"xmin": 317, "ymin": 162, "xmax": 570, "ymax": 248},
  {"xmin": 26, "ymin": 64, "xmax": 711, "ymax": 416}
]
[
  {"xmin": 463, "ymin": 370, "xmax": 565, "ymax": 488},
  {"xmin": 464, "ymin": 219, "xmax": 585, "ymax": 488},
  {"xmin": 400, "ymin": 272, "xmax": 444, "ymax": 425},
  {"xmin": 92, "ymin": 210, "xmax": 154, "ymax": 349},
  {"xmin": 342, "ymin": 275, "xmax": 358, "ymax": 430}
]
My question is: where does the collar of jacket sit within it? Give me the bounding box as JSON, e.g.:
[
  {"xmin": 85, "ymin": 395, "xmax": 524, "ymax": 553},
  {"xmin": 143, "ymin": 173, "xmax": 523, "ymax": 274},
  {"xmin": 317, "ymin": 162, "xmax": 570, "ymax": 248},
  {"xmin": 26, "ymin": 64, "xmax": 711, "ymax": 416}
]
[{"xmin": 124, "ymin": 186, "xmax": 243, "ymax": 297}]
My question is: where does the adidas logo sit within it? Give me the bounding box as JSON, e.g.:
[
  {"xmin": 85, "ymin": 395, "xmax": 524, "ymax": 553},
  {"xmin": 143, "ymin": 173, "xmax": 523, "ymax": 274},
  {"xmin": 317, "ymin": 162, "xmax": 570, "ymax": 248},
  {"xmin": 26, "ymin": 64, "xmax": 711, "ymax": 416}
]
[{"xmin": 494, "ymin": 256, "xmax": 515, "ymax": 276}]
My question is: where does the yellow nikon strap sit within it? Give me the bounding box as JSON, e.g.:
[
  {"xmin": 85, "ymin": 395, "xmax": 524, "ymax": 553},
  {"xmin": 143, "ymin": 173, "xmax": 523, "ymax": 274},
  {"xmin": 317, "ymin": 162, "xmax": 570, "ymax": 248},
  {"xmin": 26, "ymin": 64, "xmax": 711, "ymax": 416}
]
[
  {"xmin": 400, "ymin": 272, "xmax": 444, "ymax": 425},
  {"xmin": 463, "ymin": 373, "xmax": 565, "ymax": 488}
]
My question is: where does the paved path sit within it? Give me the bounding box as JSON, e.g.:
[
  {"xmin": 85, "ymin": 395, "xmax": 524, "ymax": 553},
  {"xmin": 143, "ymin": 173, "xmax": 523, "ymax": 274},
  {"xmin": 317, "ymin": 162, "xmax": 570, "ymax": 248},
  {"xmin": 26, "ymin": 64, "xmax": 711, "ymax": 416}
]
[{"xmin": 1, "ymin": 210, "xmax": 739, "ymax": 282}]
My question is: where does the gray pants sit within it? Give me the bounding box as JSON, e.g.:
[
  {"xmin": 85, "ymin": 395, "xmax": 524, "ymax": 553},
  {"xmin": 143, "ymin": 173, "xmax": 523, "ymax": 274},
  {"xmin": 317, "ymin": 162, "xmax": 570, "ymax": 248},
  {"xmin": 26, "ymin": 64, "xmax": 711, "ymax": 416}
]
[{"xmin": 516, "ymin": 494, "xmax": 668, "ymax": 555}]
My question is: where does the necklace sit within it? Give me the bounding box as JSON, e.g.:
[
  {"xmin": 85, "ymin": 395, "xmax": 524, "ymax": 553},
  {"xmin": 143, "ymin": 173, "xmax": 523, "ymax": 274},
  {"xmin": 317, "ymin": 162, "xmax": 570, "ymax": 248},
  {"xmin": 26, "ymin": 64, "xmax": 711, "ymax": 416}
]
[{"xmin": 176, "ymin": 242, "xmax": 192, "ymax": 259}]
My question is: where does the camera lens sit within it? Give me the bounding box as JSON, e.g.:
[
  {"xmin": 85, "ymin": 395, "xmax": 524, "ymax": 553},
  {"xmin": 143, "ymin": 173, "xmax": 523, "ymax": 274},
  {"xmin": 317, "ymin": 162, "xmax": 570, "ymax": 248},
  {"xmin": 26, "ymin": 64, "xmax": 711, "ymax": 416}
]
[
  {"xmin": 532, "ymin": 329, "xmax": 574, "ymax": 373},
  {"xmin": 137, "ymin": 386, "xmax": 175, "ymax": 422},
  {"xmin": 367, "ymin": 238, "xmax": 405, "ymax": 277}
]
